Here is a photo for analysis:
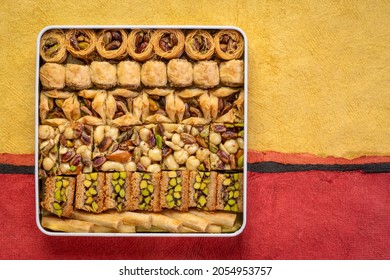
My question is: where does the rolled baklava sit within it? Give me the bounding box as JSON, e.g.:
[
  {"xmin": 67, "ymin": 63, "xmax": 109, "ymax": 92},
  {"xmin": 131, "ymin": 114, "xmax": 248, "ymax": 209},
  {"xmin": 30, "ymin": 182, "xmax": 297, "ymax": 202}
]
[
  {"xmin": 40, "ymin": 29, "xmax": 67, "ymax": 63},
  {"xmin": 127, "ymin": 29, "xmax": 154, "ymax": 62},
  {"xmin": 184, "ymin": 29, "xmax": 215, "ymax": 61},
  {"xmin": 65, "ymin": 29, "xmax": 97, "ymax": 61},
  {"xmin": 151, "ymin": 29, "xmax": 185, "ymax": 59},
  {"xmin": 96, "ymin": 29, "xmax": 128, "ymax": 60},
  {"xmin": 214, "ymin": 29, "xmax": 244, "ymax": 60},
  {"xmin": 39, "ymin": 63, "xmax": 66, "ymax": 90}
]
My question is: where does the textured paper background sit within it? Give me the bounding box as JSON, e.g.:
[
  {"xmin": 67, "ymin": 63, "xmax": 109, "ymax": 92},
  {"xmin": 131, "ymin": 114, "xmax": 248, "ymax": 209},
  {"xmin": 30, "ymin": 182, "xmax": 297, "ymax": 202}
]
[{"xmin": 0, "ymin": 0, "xmax": 389, "ymax": 159}]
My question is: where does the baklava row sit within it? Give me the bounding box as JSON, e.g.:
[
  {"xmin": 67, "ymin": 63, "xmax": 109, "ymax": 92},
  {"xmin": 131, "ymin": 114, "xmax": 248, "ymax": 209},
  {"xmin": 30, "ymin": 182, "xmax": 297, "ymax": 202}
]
[{"xmin": 41, "ymin": 171, "xmax": 243, "ymax": 217}]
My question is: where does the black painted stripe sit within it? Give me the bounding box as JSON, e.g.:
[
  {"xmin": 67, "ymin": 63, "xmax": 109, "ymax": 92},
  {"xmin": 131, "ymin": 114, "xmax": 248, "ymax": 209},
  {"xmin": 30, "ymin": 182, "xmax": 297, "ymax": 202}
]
[
  {"xmin": 248, "ymin": 162, "xmax": 390, "ymax": 173},
  {"xmin": 0, "ymin": 164, "xmax": 34, "ymax": 174}
]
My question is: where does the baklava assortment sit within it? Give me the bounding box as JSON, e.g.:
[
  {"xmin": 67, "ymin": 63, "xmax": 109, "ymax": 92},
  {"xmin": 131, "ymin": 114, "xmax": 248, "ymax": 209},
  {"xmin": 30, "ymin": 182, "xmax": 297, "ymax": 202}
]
[{"xmin": 38, "ymin": 27, "xmax": 245, "ymax": 234}]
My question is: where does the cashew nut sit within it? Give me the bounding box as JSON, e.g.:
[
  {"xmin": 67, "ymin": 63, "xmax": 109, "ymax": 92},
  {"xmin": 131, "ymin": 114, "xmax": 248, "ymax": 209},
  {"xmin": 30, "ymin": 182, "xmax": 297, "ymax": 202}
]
[
  {"xmin": 147, "ymin": 163, "xmax": 161, "ymax": 173},
  {"xmin": 38, "ymin": 125, "xmax": 55, "ymax": 140},
  {"xmin": 94, "ymin": 126, "xmax": 105, "ymax": 145},
  {"xmin": 140, "ymin": 156, "xmax": 152, "ymax": 168},
  {"xmin": 125, "ymin": 161, "xmax": 137, "ymax": 171},
  {"xmin": 164, "ymin": 154, "xmax": 179, "ymax": 170},
  {"xmin": 100, "ymin": 161, "xmax": 125, "ymax": 171}
]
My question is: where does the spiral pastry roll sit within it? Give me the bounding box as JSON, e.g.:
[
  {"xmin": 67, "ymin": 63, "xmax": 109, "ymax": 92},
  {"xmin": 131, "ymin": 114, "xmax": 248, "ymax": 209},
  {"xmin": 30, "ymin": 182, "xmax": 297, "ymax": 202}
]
[
  {"xmin": 127, "ymin": 29, "xmax": 154, "ymax": 62},
  {"xmin": 65, "ymin": 29, "xmax": 97, "ymax": 60},
  {"xmin": 40, "ymin": 29, "xmax": 67, "ymax": 63},
  {"xmin": 96, "ymin": 29, "xmax": 128, "ymax": 60},
  {"xmin": 184, "ymin": 30, "xmax": 215, "ymax": 60},
  {"xmin": 213, "ymin": 29, "xmax": 244, "ymax": 60},
  {"xmin": 151, "ymin": 29, "xmax": 185, "ymax": 59}
]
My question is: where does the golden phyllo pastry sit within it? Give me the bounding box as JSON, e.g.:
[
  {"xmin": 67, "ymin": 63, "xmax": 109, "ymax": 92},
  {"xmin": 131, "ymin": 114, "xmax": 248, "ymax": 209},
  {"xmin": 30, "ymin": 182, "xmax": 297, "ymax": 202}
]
[
  {"xmin": 39, "ymin": 90, "xmax": 78, "ymax": 125},
  {"xmin": 117, "ymin": 60, "xmax": 141, "ymax": 89},
  {"xmin": 77, "ymin": 89, "xmax": 108, "ymax": 125},
  {"xmin": 39, "ymin": 63, "xmax": 66, "ymax": 90},
  {"xmin": 141, "ymin": 88, "xmax": 175, "ymax": 123},
  {"xmin": 213, "ymin": 29, "xmax": 244, "ymax": 60},
  {"xmin": 106, "ymin": 88, "xmax": 141, "ymax": 126},
  {"xmin": 90, "ymin": 61, "xmax": 117, "ymax": 89},
  {"xmin": 175, "ymin": 88, "xmax": 211, "ymax": 125},
  {"xmin": 209, "ymin": 87, "xmax": 244, "ymax": 123},
  {"xmin": 141, "ymin": 60, "xmax": 167, "ymax": 87},
  {"xmin": 219, "ymin": 59, "xmax": 244, "ymax": 87},
  {"xmin": 151, "ymin": 29, "xmax": 185, "ymax": 59},
  {"xmin": 184, "ymin": 29, "xmax": 215, "ymax": 61},
  {"xmin": 65, "ymin": 29, "xmax": 97, "ymax": 61},
  {"xmin": 40, "ymin": 29, "xmax": 67, "ymax": 63},
  {"xmin": 193, "ymin": 60, "xmax": 220, "ymax": 89},
  {"xmin": 127, "ymin": 29, "xmax": 154, "ymax": 62},
  {"xmin": 96, "ymin": 29, "xmax": 128, "ymax": 60},
  {"xmin": 65, "ymin": 64, "xmax": 92, "ymax": 90},
  {"xmin": 167, "ymin": 59, "xmax": 193, "ymax": 87}
]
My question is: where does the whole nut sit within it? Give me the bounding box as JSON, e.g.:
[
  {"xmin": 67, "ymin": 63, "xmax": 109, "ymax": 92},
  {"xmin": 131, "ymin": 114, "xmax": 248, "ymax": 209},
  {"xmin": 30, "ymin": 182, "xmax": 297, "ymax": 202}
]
[
  {"xmin": 224, "ymin": 139, "xmax": 239, "ymax": 154},
  {"xmin": 210, "ymin": 131, "xmax": 222, "ymax": 145},
  {"xmin": 147, "ymin": 163, "xmax": 161, "ymax": 173},
  {"xmin": 184, "ymin": 143, "xmax": 199, "ymax": 155},
  {"xmin": 140, "ymin": 156, "xmax": 152, "ymax": 168},
  {"xmin": 42, "ymin": 157, "xmax": 55, "ymax": 171},
  {"xmin": 148, "ymin": 147, "xmax": 162, "ymax": 161},
  {"xmin": 139, "ymin": 128, "xmax": 151, "ymax": 142},
  {"xmin": 38, "ymin": 125, "xmax": 55, "ymax": 140},
  {"xmin": 173, "ymin": 150, "xmax": 189, "ymax": 164},
  {"xmin": 164, "ymin": 154, "xmax": 179, "ymax": 170},
  {"xmin": 186, "ymin": 156, "xmax": 200, "ymax": 171}
]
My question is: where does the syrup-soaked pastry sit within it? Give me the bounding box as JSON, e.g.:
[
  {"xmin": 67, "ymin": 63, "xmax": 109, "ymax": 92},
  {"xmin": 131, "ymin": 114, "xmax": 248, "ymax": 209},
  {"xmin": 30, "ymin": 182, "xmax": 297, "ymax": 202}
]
[
  {"xmin": 77, "ymin": 89, "xmax": 107, "ymax": 125},
  {"xmin": 209, "ymin": 87, "xmax": 244, "ymax": 123},
  {"xmin": 219, "ymin": 59, "xmax": 244, "ymax": 87},
  {"xmin": 75, "ymin": 172, "xmax": 105, "ymax": 213},
  {"xmin": 96, "ymin": 29, "xmax": 128, "ymax": 60},
  {"xmin": 184, "ymin": 29, "xmax": 215, "ymax": 61},
  {"xmin": 213, "ymin": 29, "xmax": 244, "ymax": 60},
  {"xmin": 65, "ymin": 29, "xmax": 97, "ymax": 61},
  {"xmin": 175, "ymin": 88, "xmax": 210, "ymax": 125},
  {"xmin": 104, "ymin": 171, "xmax": 132, "ymax": 212},
  {"xmin": 129, "ymin": 172, "xmax": 161, "ymax": 211},
  {"xmin": 92, "ymin": 125, "xmax": 144, "ymax": 172},
  {"xmin": 141, "ymin": 88, "xmax": 175, "ymax": 123},
  {"xmin": 160, "ymin": 170, "xmax": 189, "ymax": 211},
  {"xmin": 209, "ymin": 123, "xmax": 244, "ymax": 171},
  {"xmin": 127, "ymin": 29, "xmax": 154, "ymax": 62},
  {"xmin": 151, "ymin": 29, "xmax": 185, "ymax": 59},
  {"xmin": 117, "ymin": 60, "xmax": 141, "ymax": 89},
  {"xmin": 40, "ymin": 29, "xmax": 67, "ymax": 63},
  {"xmin": 39, "ymin": 63, "xmax": 66, "ymax": 90},
  {"xmin": 90, "ymin": 61, "xmax": 117, "ymax": 89},
  {"xmin": 193, "ymin": 60, "xmax": 220, "ymax": 89},
  {"xmin": 188, "ymin": 171, "xmax": 217, "ymax": 211},
  {"xmin": 106, "ymin": 88, "xmax": 142, "ymax": 127},
  {"xmin": 38, "ymin": 125, "xmax": 60, "ymax": 178},
  {"xmin": 140, "ymin": 60, "xmax": 167, "ymax": 87},
  {"xmin": 167, "ymin": 59, "xmax": 193, "ymax": 87},
  {"xmin": 160, "ymin": 124, "xmax": 210, "ymax": 172},
  {"xmin": 215, "ymin": 172, "xmax": 243, "ymax": 212},
  {"xmin": 39, "ymin": 90, "xmax": 79, "ymax": 125},
  {"xmin": 58, "ymin": 122, "xmax": 93, "ymax": 175},
  {"xmin": 65, "ymin": 64, "xmax": 92, "ymax": 90},
  {"xmin": 41, "ymin": 175, "xmax": 76, "ymax": 217}
]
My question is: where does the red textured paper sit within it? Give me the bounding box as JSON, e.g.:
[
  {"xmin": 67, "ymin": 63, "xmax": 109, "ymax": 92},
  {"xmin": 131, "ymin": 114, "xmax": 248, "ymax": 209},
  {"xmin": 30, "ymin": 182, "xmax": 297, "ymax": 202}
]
[{"xmin": 0, "ymin": 172, "xmax": 389, "ymax": 260}]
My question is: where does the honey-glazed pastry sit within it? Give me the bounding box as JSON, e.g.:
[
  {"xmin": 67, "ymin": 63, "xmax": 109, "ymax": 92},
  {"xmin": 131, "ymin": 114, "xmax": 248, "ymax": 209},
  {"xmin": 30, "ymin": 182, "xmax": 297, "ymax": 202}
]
[
  {"xmin": 96, "ymin": 29, "xmax": 128, "ymax": 60},
  {"xmin": 193, "ymin": 60, "xmax": 220, "ymax": 89},
  {"xmin": 117, "ymin": 60, "xmax": 141, "ymax": 89},
  {"xmin": 65, "ymin": 29, "xmax": 97, "ymax": 61},
  {"xmin": 209, "ymin": 123, "xmax": 244, "ymax": 171},
  {"xmin": 188, "ymin": 171, "xmax": 217, "ymax": 211},
  {"xmin": 215, "ymin": 172, "xmax": 243, "ymax": 212},
  {"xmin": 75, "ymin": 172, "xmax": 105, "ymax": 213},
  {"xmin": 104, "ymin": 171, "xmax": 132, "ymax": 212},
  {"xmin": 38, "ymin": 125, "xmax": 60, "ymax": 178},
  {"xmin": 129, "ymin": 172, "xmax": 161, "ymax": 211},
  {"xmin": 77, "ymin": 89, "xmax": 107, "ymax": 125},
  {"xmin": 39, "ymin": 63, "xmax": 66, "ymax": 90},
  {"xmin": 127, "ymin": 29, "xmax": 154, "ymax": 62},
  {"xmin": 65, "ymin": 64, "xmax": 92, "ymax": 90},
  {"xmin": 90, "ymin": 61, "xmax": 117, "ymax": 89},
  {"xmin": 58, "ymin": 122, "xmax": 93, "ymax": 175},
  {"xmin": 141, "ymin": 60, "xmax": 167, "ymax": 87},
  {"xmin": 141, "ymin": 88, "xmax": 175, "ymax": 123},
  {"xmin": 219, "ymin": 59, "xmax": 244, "ymax": 87},
  {"xmin": 209, "ymin": 87, "xmax": 244, "ymax": 123},
  {"xmin": 151, "ymin": 29, "xmax": 185, "ymax": 59},
  {"xmin": 175, "ymin": 88, "xmax": 210, "ymax": 125},
  {"xmin": 40, "ymin": 29, "xmax": 67, "ymax": 63},
  {"xmin": 160, "ymin": 170, "xmax": 189, "ymax": 211},
  {"xmin": 160, "ymin": 123, "xmax": 210, "ymax": 172},
  {"xmin": 184, "ymin": 29, "xmax": 215, "ymax": 61},
  {"xmin": 39, "ymin": 90, "xmax": 78, "ymax": 125},
  {"xmin": 167, "ymin": 59, "xmax": 193, "ymax": 87},
  {"xmin": 213, "ymin": 29, "xmax": 244, "ymax": 60},
  {"xmin": 106, "ymin": 88, "xmax": 141, "ymax": 126},
  {"xmin": 41, "ymin": 176, "xmax": 76, "ymax": 217}
]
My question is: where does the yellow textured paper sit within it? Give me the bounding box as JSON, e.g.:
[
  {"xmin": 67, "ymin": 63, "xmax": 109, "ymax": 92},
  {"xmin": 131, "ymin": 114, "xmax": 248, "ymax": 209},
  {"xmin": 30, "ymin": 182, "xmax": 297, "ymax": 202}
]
[{"xmin": 0, "ymin": 0, "xmax": 389, "ymax": 159}]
